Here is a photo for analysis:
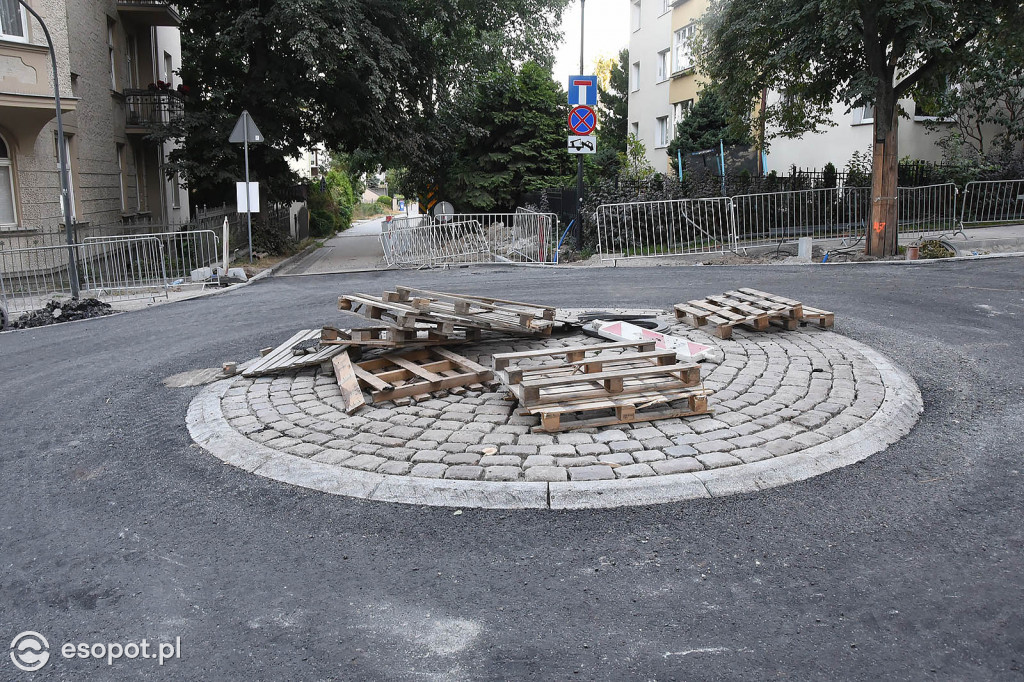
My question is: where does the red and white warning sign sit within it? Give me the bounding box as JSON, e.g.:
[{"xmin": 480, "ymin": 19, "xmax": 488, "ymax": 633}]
[{"xmin": 583, "ymin": 319, "xmax": 717, "ymax": 362}]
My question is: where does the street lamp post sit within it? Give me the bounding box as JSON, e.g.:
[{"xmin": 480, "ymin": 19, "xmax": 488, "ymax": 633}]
[{"xmin": 18, "ymin": 0, "xmax": 79, "ymax": 298}]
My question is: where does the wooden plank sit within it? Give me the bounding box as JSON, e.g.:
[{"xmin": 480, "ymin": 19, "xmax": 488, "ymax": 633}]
[
  {"xmin": 390, "ymin": 355, "xmax": 445, "ymax": 382},
  {"xmin": 332, "ymin": 352, "xmax": 366, "ymax": 414},
  {"xmin": 243, "ymin": 330, "xmax": 338, "ymax": 377},
  {"xmin": 492, "ymin": 341, "xmax": 654, "ymax": 370},
  {"xmin": 353, "ymin": 365, "xmax": 390, "ymax": 392},
  {"xmin": 431, "ymin": 347, "xmax": 490, "ymax": 374}
]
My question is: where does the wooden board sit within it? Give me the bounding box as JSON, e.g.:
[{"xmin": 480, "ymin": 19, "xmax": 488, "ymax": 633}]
[
  {"xmin": 331, "ymin": 352, "xmax": 366, "ymax": 414},
  {"xmin": 242, "ymin": 330, "xmax": 349, "ymax": 377},
  {"xmin": 354, "ymin": 347, "xmax": 493, "ymax": 403}
]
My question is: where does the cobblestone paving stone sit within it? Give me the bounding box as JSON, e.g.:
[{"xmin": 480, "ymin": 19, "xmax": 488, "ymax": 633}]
[{"xmin": 214, "ymin": 315, "xmax": 891, "ymax": 486}]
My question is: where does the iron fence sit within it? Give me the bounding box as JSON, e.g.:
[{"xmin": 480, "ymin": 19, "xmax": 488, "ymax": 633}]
[
  {"xmin": 83, "ymin": 230, "xmax": 221, "ymax": 282},
  {"xmin": 960, "ymin": 179, "xmax": 1024, "ymax": 227},
  {"xmin": 380, "ymin": 213, "xmax": 559, "ymax": 268}
]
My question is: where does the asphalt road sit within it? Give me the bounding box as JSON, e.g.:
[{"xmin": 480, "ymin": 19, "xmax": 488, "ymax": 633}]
[{"xmin": 1, "ymin": 259, "xmax": 1022, "ymax": 681}]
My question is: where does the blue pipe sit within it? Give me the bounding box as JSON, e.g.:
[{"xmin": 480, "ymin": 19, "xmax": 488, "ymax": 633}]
[{"xmin": 556, "ymin": 219, "xmax": 575, "ymax": 263}]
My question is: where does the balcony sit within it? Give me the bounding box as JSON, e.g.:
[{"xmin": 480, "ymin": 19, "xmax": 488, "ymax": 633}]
[
  {"xmin": 116, "ymin": 0, "xmax": 181, "ymax": 27},
  {"xmin": 124, "ymin": 89, "xmax": 184, "ymax": 133}
]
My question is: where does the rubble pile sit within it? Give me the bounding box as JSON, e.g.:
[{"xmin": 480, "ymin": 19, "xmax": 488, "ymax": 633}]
[{"xmin": 11, "ymin": 298, "xmax": 114, "ymax": 329}]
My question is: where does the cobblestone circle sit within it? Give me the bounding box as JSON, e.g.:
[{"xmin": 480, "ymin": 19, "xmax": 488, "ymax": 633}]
[{"xmin": 187, "ymin": 312, "xmax": 922, "ymax": 508}]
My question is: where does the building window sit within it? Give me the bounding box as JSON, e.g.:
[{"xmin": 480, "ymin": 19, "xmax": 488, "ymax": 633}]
[
  {"xmin": 660, "ymin": 0, "xmax": 670, "ymax": 14},
  {"xmin": 657, "ymin": 49, "xmax": 670, "ymax": 82},
  {"xmin": 632, "ymin": 1, "xmax": 641, "ymax": 31},
  {"xmin": 0, "ymin": 133, "xmax": 17, "ymax": 227},
  {"xmin": 852, "ymin": 103, "xmax": 874, "ymax": 125},
  {"xmin": 655, "ymin": 116, "xmax": 669, "ymax": 147},
  {"xmin": 673, "ymin": 99, "xmax": 693, "ymax": 129},
  {"xmin": 54, "ymin": 133, "xmax": 76, "ymax": 222},
  {"xmin": 135, "ymin": 145, "xmax": 147, "ymax": 212},
  {"xmin": 108, "ymin": 20, "xmax": 117, "ymax": 90},
  {"xmin": 630, "ymin": 122, "xmax": 639, "ymax": 139},
  {"xmin": 171, "ymin": 171, "xmax": 181, "ymax": 209},
  {"xmin": 116, "ymin": 144, "xmax": 126, "ymax": 211},
  {"xmin": 126, "ymin": 34, "xmax": 139, "ymax": 89},
  {"xmin": 630, "ymin": 61, "xmax": 640, "ymax": 91},
  {"xmin": 673, "ymin": 23, "xmax": 696, "ymax": 73},
  {"xmin": 163, "ymin": 51, "xmax": 173, "ymax": 87},
  {"xmin": 0, "ymin": 0, "xmax": 26, "ymax": 41}
]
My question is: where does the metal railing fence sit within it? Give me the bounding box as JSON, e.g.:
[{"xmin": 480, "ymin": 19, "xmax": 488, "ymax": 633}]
[
  {"xmin": 960, "ymin": 179, "xmax": 1024, "ymax": 227},
  {"xmin": 897, "ymin": 183, "xmax": 960, "ymax": 236},
  {"xmin": 82, "ymin": 230, "xmax": 221, "ymax": 282},
  {"xmin": 380, "ymin": 213, "xmax": 559, "ymax": 267},
  {"xmin": 729, "ymin": 187, "xmax": 870, "ymax": 249},
  {"xmin": 0, "ymin": 244, "xmax": 81, "ymax": 315},
  {"xmin": 595, "ymin": 197, "xmax": 735, "ymax": 259},
  {"xmin": 596, "ymin": 182, "xmax": 982, "ymax": 261}
]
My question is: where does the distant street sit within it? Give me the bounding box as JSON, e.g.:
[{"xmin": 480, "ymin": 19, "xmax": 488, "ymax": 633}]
[
  {"xmin": 1, "ymin": 260, "xmax": 1022, "ymax": 680},
  {"xmin": 278, "ymin": 217, "xmax": 389, "ymax": 276}
]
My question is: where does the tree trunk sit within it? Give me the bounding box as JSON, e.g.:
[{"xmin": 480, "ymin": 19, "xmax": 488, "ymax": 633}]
[{"xmin": 867, "ymin": 108, "xmax": 899, "ymax": 257}]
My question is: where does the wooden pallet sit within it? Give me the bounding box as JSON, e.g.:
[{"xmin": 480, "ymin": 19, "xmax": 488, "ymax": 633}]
[
  {"xmin": 353, "ymin": 347, "xmax": 493, "ymax": 403},
  {"xmin": 241, "ymin": 329, "xmax": 349, "ymax": 377},
  {"xmin": 674, "ymin": 288, "xmax": 833, "ymax": 339},
  {"xmin": 529, "ymin": 389, "xmax": 712, "ymax": 433},
  {"xmin": 493, "ymin": 341, "xmax": 710, "ymax": 432},
  {"xmin": 338, "ymin": 287, "xmax": 555, "ymax": 337}
]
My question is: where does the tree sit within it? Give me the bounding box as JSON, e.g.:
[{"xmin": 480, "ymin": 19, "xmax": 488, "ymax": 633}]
[
  {"xmin": 447, "ymin": 62, "xmax": 571, "ymax": 211},
  {"xmin": 165, "ymin": 0, "xmax": 570, "ymax": 207},
  {"xmin": 924, "ymin": 36, "xmax": 1024, "ymax": 157},
  {"xmin": 597, "ymin": 48, "xmax": 629, "ymax": 155},
  {"xmin": 666, "ymin": 87, "xmax": 752, "ymax": 176},
  {"xmin": 698, "ymin": 0, "xmax": 1024, "ymax": 256}
]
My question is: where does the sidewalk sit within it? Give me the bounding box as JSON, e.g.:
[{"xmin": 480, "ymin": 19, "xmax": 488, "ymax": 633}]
[{"xmin": 276, "ymin": 218, "xmax": 387, "ymax": 276}]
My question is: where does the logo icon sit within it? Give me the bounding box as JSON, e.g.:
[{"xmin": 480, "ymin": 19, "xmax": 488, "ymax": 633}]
[{"xmin": 10, "ymin": 632, "xmax": 50, "ymax": 672}]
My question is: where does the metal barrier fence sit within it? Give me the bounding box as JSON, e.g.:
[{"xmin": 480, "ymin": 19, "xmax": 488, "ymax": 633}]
[
  {"xmin": 380, "ymin": 213, "xmax": 559, "ymax": 267},
  {"xmin": 597, "ymin": 182, "xmax": 976, "ymax": 261},
  {"xmin": 595, "ymin": 197, "xmax": 735, "ymax": 259},
  {"xmin": 960, "ymin": 179, "xmax": 1024, "ymax": 227},
  {"xmin": 0, "ymin": 244, "xmax": 81, "ymax": 315},
  {"xmin": 1, "ymin": 230, "xmax": 222, "ymax": 316},
  {"xmin": 897, "ymin": 183, "xmax": 960, "ymax": 236},
  {"xmin": 82, "ymin": 230, "xmax": 220, "ymax": 282},
  {"xmin": 729, "ymin": 187, "xmax": 870, "ymax": 249}
]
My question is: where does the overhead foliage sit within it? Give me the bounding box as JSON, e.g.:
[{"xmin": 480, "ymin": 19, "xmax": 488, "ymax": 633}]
[
  {"xmin": 165, "ymin": 0, "xmax": 570, "ymax": 206},
  {"xmin": 697, "ymin": 0, "xmax": 1024, "ymax": 255},
  {"xmin": 447, "ymin": 61, "xmax": 572, "ymax": 211},
  {"xmin": 666, "ymin": 87, "xmax": 752, "ymax": 175}
]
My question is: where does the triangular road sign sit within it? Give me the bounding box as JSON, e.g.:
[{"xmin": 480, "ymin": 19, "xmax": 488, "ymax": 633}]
[{"xmin": 229, "ymin": 110, "xmax": 264, "ymax": 144}]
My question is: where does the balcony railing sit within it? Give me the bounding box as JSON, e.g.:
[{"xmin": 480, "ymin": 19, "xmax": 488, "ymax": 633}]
[
  {"xmin": 116, "ymin": 1, "xmax": 181, "ymax": 27},
  {"xmin": 124, "ymin": 89, "xmax": 184, "ymax": 130}
]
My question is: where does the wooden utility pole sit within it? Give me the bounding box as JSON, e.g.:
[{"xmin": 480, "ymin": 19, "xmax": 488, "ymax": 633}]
[{"xmin": 867, "ymin": 107, "xmax": 899, "ymax": 257}]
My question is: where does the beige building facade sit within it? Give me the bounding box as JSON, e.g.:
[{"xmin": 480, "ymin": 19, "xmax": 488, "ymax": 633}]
[{"xmin": 0, "ymin": 0, "xmax": 186, "ymax": 245}]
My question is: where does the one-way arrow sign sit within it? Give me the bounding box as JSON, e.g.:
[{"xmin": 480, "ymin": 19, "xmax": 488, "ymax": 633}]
[{"xmin": 229, "ymin": 110, "xmax": 264, "ymax": 144}]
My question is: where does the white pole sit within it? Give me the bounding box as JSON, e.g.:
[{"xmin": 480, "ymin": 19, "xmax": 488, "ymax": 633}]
[
  {"xmin": 243, "ymin": 113, "xmax": 253, "ymax": 263},
  {"xmin": 222, "ymin": 216, "xmax": 229, "ymax": 275}
]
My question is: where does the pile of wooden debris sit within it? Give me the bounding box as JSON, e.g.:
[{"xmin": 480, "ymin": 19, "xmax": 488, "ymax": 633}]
[{"xmin": 233, "ymin": 286, "xmax": 833, "ymax": 433}]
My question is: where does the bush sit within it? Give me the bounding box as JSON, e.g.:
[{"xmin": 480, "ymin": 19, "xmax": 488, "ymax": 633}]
[{"xmin": 376, "ymin": 195, "xmax": 392, "ymax": 206}]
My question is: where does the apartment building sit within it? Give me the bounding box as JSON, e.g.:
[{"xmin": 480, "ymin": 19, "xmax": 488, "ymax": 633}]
[
  {"xmin": 628, "ymin": 0, "xmax": 959, "ymax": 174},
  {"xmin": 0, "ymin": 0, "xmax": 187, "ymax": 246}
]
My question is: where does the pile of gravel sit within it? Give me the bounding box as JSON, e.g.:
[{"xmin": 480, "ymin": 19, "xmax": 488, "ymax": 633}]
[{"xmin": 10, "ymin": 298, "xmax": 114, "ymax": 329}]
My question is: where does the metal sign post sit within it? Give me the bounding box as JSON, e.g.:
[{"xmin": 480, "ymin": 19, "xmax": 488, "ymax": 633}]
[{"xmin": 229, "ymin": 111, "xmax": 264, "ymax": 263}]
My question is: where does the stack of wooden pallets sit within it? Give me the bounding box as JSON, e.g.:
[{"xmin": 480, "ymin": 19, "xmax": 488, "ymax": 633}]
[
  {"xmin": 334, "ymin": 286, "xmax": 556, "ymax": 344},
  {"xmin": 674, "ymin": 288, "xmax": 834, "ymax": 339},
  {"xmin": 492, "ymin": 341, "xmax": 712, "ymax": 433}
]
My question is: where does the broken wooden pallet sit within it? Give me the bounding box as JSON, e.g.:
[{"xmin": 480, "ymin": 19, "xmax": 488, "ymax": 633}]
[
  {"xmin": 320, "ymin": 322, "xmax": 479, "ymax": 348},
  {"xmin": 353, "ymin": 347, "xmax": 493, "ymax": 403},
  {"xmin": 241, "ymin": 329, "xmax": 349, "ymax": 377},
  {"xmin": 492, "ymin": 341, "xmax": 710, "ymax": 432},
  {"xmin": 338, "ymin": 288, "xmax": 555, "ymax": 337},
  {"xmin": 674, "ymin": 288, "xmax": 832, "ymax": 339}
]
